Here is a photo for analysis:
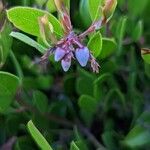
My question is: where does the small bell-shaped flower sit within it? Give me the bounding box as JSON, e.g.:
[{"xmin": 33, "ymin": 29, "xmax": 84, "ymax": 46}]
[
  {"xmin": 61, "ymin": 52, "xmax": 72, "ymax": 72},
  {"xmin": 75, "ymin": 47, "xmax": 90, "ymax": 67},
  {"xmin": 54, "ymin": 47, "xmax": 66, "ymax": 62}
]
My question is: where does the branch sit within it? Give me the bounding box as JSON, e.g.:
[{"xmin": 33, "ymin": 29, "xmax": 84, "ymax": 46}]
[
  {"xmin": 76, "ymin": 121, "xmax": 106, "ymax": 150},
  {"xmin": 1, "ymin": 136, "xmax": 17, "ymax": 150}
]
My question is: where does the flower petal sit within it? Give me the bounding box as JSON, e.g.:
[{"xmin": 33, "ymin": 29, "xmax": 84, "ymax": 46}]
[
  {"xmin": 75, "ymin": 47, "xmax": 90, "ymax": 67},
  {"xmin": 54, "ymin": 47, "xmax": 66, "ymax": 62},
  {"xmin": 61, "ymin": 58, "xmax": 71, "ymax": 72}
]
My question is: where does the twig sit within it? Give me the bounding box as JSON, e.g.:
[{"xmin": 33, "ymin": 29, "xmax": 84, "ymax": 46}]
[
  {"xmin": 1, "ymin": 136, "xmax": 17, "ymax": 150},
  {"xmin": 77, "ymin": 123, "xmax": 106, "ymax": 150}
]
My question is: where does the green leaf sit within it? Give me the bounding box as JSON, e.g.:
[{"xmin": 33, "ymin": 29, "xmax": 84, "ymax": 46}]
[
  {"xmin": 116, "ymin": 17, "xmax": 127, "ymax": 40},
  {"xmin": 0, "ymin": 71, "xmax": 20, "ymax": 96},
  {"xmin": 27, "ymin": 120, "xmax": 53, "ymax": 150},
  {"xmin": 0, "ymin": 71, "xmax": 20, "ymax": 112},
  {"xmin": 70, "ymin": 141, "xmax": 80, "ymax": 150},
  {"xmin": 123, "ymin": 125, "xmax": 150, "ymax": 148},
  {"xmin": 7, "ymin": 7, "xmax": 63, "ymax": 37},
  {"xmin": 116, "ymin": 17, "xmax": 127, "ymax": 56},
  {"xmin": 36, "ymin": 75, "xmax": 53, "ymax": 89},
  {"xmin": 88, "ymin": 32, "xmax": 102, "ymax": 57},
  {"xmin": 99, "ymin": 38, "xmax": 117, "ymax": 59},
  {"xmin": 79, "ymin": 0, "xmax": 92, "ymax": 28},
  {"xmin": 78, "ymin": 95, "xmax": 98, "ymax": 114},
  {"xmin": 33, "ymin": 91, "xmax": 48, "ymax": 113},
  {"xmin": 128, "ymin": 0, "xmax": 149, "ymax": 17},
  {"xmin": 10, "ymin": 32, "xmax": 47, "ymax": 54},
  {"xmin": 76, "ymin": 68, "xmax": 95, "ymax": 96},
  {"xmin": 0, "ymin": 21, "xmax": 12, "ymax": 68},
  {"xmin": 104, "ymin": 88, "xmax": 126, "ymax": 112},
  {"xmin": 74, "ymin": 141, "xmax": 88, "ymax": 150},
  {"xmin": 123, "ymin": 112, "xmax": 150, "ymax": 148},
  {"xmin": 73, "ymin": 128, "xmax": 88, "ymax": 150},
  {"xmin": 49, "ymin": 101, "xmax": 67, "ymax": 117},
  {"xmin": 88, "ymin": 0, "xmax": 103, "ymax": 21},
  {"xmin": 93, "ymin": 73, "xmax": 117, "ymax": 100},
  {"xmin": 23, "ymin": 75, "xmax": 53, "ymax": 90},
  {"xmin": 94, "ymin": 73, "xmax": 111, "ymax": 85},
  {"xmin": 100, "ymin": 60, "xmax": 117, "ymax": 74},
  {"xmin": 132, "ymin": 20, "xmax": 143, "ymax": 41},
  {"xmin": 93, "ymin": 73, "xmax": 111, "ymax": 99},
  {"xmin": 142, "ymin": 54, "xmax": 150, "ymax": 64}
]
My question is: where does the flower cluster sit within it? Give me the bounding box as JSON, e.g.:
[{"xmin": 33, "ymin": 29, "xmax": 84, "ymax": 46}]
[
  {"xmin": 40, "ymin": 30, "xmax": 100, "ymax": 73},
  {"xmin": 39, "ymin": 0, "xmax": 117, "ymax": 73},
  {"xmin": 53, "ymin": 32, "xmax": 100, "ymax": 72}
]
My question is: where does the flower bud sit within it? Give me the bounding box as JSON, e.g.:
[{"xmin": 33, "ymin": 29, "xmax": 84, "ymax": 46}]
[
  {"xmin": 54, "ymin": 0, "xmax": 70, "ymax": 13},
  {"xmin": 75, "ymin": 47, "xmax": 90, "ymax": 67},
  {"xmin": 54, "ymin": 0, "xmax": 64, "ymax": 12},
  {"xmin": 54, "ymin": 47, "xmax": 66, "ymax": 62},
  {"xmin": 38, "ymin": 15, "xmax": 57, "ymax": 46},
  {"xmin": 103, "ymin": 0, "xmax": 117, "ymax": 22},
  {"xmin": 61, "ymin": 54, "xmax": 72, "ymax": 72}
]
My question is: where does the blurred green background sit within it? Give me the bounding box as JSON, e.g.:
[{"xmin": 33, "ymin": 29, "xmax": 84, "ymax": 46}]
[{"xmin": 0, "ymin": 0, "xmax": 150, "ymax": 149}]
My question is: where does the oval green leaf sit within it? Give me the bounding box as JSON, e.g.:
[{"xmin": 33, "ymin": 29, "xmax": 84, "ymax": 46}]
[
  {"xmin": 0, "ymin": 71, "xmax": 20, "ymax": 112},
  {"xmin": 99, "ymin": 38, "xmax": 117, "ymax": 59},
  {"xmin": 88, "ymin": 32, "xmax": 102, "ymax": 57},
  {"xmin": 104, "ymin": 88, "xmax": 125, "ymax": 112},
  {"xmin": 33, "ymin": 91, "xmax": 48, "ymax": 113},
  {"xmin": 7, "ymin": 7, "xmax": 63, "ymax": 37},
  {"xmin": 116, "ymin": 17, "xmax": 127, "ymax": 56},
  {"xmin": 0, "ymin": 21, "xmax": 12, "ymax": 68},
  {"xmin": 79, "ymin": 0, "xmax": 92, "ymax": 28},
  {"xmin": 123, "ymin": 125, "xmax": 150, "ymax": 148},
  {"xmin": 132, "ymin": 20, "xmax": 143, "ymax": 41},
  {"xmin": 88, "ymin": 0, "xmax": 103, "ymax": 21},
  {"xmin": 78, "ymin": 95, "xmax": 98, "ymax": 114}
]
